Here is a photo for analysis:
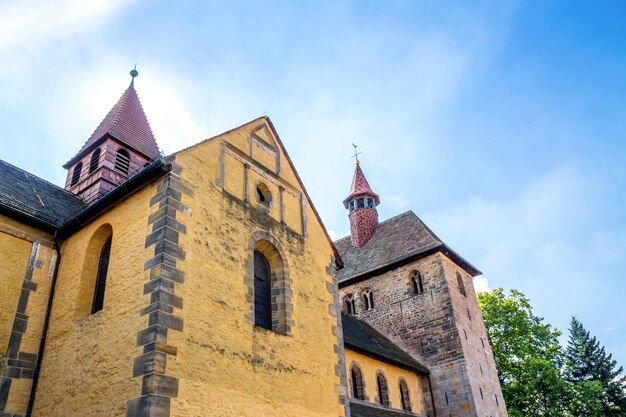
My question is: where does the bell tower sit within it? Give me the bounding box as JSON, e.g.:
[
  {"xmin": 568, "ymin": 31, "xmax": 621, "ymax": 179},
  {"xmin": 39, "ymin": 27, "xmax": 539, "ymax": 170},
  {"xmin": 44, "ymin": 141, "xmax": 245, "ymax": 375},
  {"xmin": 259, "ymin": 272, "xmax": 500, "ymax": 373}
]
[
  {"xmin": 63, "ymin": 67, "xmax": 161, "ymax": 203},
  {"xmin": 343, "ymin": 148, "xmax": 380, "ymax": 248}
]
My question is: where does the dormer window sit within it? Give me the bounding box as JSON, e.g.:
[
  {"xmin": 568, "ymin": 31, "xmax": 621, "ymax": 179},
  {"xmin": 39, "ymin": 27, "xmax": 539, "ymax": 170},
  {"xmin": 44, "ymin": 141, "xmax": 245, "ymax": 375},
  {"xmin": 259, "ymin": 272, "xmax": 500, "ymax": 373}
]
[
  {"xmin": 114, "ymin": 149, "xmax": 131, "ymax": 176},
  {"xmin": 71, "ymin": 162, "xmax": 83, "ymax": 186}
]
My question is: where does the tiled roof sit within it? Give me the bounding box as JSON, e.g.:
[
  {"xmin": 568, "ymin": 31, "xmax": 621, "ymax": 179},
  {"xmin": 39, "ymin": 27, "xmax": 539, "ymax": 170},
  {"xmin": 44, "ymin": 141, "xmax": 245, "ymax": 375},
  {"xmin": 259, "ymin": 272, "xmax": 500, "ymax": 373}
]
[
  {"xmin": 335, "ymin": 211, "xmax": 480, "ymax": 281},
  {"xmin": 0, "ymin": 159, "xmax": 85, "ymax": 228},
  {"xmin": 349, "ymin": 401, "xmax": 415, "ymax": 417},
  {"xmin": 343, "ymin": 163, "xmax": 380, "ymax": 207},
  {"xmin": 342, "ymin": 313, "xmax": 428, "ymax": 374},
  {"xmin": 64, "ymin": 86, "xmax": 159, "ymax": 167}
]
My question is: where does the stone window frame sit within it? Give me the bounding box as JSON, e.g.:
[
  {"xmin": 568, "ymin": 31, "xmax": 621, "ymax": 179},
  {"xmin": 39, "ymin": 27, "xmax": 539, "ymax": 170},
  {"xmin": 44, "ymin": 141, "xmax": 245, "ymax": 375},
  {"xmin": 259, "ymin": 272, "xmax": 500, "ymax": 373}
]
[
  {"xmin": 398, "ymin": 376, "xmax": 412, "ymax": 412},
  {"xmin": 375, "ymin": 370, "xmax": 391, "ymax": 407},
  {"xmin": 244, "ymin": 231, "xmax": 293, "ymax": 335},
  {"xmin": 343, "ymin": 293, "xmax": 356, "ymax": 315},
  {"xmin": 409, "ymin": 270, "xmax": 425, "ymax": 295},
  {"xmin": 255, "ymin": 181, "xmax": 273, "ymax": 208},
  {"xmin": 349, "ymin": 361, "xmax": 367, "ymax": 401},
  {"xmin": 361, "ymin": 288, "xmax": 374, "ymax": 311}
]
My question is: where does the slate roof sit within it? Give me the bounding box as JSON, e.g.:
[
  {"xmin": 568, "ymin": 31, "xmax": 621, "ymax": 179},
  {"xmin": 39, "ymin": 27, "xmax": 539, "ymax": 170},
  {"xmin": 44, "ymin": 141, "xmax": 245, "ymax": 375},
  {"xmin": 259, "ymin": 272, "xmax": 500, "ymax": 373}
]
[
  {"xmin": 342, "ymin": 313, "xmax": 428, "ymax": 374},
  {"xmin": 350, "ymin": 401, "xmax": 416, "ymax": 417},
  {"xmin": 335, "ymin": 210, "xmax": 480, "ymax": 282},
  {"xmin": 64, "ymin": 86, "xmax": 160, "ymax": 167},
  {"xmin": 0, "ymin": 159, "xmax": 85, "ymax": 228}
]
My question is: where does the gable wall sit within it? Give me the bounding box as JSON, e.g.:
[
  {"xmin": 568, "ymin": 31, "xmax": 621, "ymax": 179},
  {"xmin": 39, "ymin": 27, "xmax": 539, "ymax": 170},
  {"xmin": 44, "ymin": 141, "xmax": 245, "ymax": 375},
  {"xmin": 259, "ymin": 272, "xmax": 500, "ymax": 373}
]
[{"xmin": 159, "ymin": 119, "xmax": 346, "ymax": 417}]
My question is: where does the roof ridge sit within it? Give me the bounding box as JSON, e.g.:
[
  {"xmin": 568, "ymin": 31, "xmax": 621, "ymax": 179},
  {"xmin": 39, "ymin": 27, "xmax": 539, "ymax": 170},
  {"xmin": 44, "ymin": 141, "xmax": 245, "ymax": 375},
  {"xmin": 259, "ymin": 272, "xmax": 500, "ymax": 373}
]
[{"xmin": 0, "ymin": 159, "xmax": 84, "ymax": 202}]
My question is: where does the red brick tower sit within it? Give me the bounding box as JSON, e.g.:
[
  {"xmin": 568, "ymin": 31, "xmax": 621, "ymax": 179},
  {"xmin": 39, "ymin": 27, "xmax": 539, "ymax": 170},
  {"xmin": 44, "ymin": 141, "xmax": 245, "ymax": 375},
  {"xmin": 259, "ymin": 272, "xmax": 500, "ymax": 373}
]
[
  {"xmin": 63, "ymin": 68, "xmax": 161, "ymax": 203},
  {"xmin": 343, "ymin": 161, "xmax": 380, "ymax": 248}
]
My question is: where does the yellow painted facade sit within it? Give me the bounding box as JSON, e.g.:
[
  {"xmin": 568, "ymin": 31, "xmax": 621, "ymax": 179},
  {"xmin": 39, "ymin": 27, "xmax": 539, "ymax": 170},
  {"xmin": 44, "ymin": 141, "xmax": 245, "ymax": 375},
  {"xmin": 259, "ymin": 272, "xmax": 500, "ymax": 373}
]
[
  {"xmin": 345, "ymin": 349, "xmax": 426, "ymax": 414},
  {"xmin": 167, "ymin": 118, "xmax": 344, "ymax": 417}
]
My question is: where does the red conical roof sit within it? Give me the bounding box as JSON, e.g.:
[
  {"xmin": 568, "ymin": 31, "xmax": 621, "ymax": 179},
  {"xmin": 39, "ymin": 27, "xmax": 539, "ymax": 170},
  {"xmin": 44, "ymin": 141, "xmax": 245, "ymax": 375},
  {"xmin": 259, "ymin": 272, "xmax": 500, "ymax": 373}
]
[
  {"xmin": 343, "ymin": 163, "xmax": 380, "ymax": 208},
  {"xmin": 64, "ymin": 85, "xmax": 160, "ymax": 168}
]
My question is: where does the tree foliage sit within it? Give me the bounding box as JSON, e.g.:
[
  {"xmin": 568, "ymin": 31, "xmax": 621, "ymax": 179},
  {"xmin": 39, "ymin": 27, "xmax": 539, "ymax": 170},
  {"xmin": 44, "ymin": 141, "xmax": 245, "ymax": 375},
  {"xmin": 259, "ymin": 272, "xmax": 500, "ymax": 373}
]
[
  {"xmin": 478, "ymin": 289, "xmax": 567, "ymax": 417},
  {"xmin": 565, "ymin": 317, "xmax": 626, "ymax": 416},
  {"xmin": 478, "ymin": 289, "xmax": 626, "ymax": 417}
]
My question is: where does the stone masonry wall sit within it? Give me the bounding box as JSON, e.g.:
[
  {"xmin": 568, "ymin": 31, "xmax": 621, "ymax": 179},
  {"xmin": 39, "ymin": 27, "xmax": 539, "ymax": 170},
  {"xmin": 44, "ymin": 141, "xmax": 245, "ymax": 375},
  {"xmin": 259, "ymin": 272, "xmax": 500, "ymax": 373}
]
[{"xmin": 340, "ymin": 252, "xmax": 506, "ymax": 417}]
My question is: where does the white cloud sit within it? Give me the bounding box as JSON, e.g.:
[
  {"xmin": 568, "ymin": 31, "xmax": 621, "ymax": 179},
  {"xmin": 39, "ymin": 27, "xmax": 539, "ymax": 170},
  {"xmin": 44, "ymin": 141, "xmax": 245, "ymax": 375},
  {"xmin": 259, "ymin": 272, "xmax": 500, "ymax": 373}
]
[
  {"xmin": 0, "ymin": 0, "xmax": 135, "ymax": 52},
  {"xmin": 473, "ymin": 276, "xmax": 491, "ymax": 293}
]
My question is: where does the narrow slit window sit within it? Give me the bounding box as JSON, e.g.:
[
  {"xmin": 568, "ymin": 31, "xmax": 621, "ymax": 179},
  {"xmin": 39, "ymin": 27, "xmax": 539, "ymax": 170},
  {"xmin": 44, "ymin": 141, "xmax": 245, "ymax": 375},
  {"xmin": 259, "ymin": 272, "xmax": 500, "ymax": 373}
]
[
  {"xmin": 114, "ymin": 149, "xmax": 131, "ymax": 176},
  {"xmin": 457, "ymin": 272, "xmax": 467, "ymax": 297},
  {"xmin": 89, "ymin": 148, "xmax": 101, "ymax": 174},
  {"xmin": 71, "ymin": 162, "xmax": 83, "ymax": 186},
  {"xmin": 91, "ymin": 236, "xmax": 112, "ymax": 314},
  {"xmin": 351, "ymin": 365, "xmax": 365, "ymax": 400},
  {"xmin": 253, "ymin": 250, "xmax": 272, "ymax": 329},
  {"xmin": 399, "ymin": 379, "xmax": 411, "ymax": 411},
  {"xmin": 376, "ymin": 373, "xmax": 390, "ymax": 406}
]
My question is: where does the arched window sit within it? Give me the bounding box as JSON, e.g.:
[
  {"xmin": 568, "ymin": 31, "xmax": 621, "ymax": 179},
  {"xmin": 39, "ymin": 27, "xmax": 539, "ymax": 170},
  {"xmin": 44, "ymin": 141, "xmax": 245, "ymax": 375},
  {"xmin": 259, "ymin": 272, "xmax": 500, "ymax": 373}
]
[
  {"xmin": 410, "ymin": 270, "xmax": 424, "ymax": 295},
  {"xmin": 114, "ymin": 148, "xmax": 131, "ymax": 176},
  {"xmin": 350, "ymin": 364, "xmax": 365, "ymax": 400},
  {"xmin": 91, "ymin": 236, "xmax": 112, "ymax": 313},
  {"xmin": 362, "ymin": 289, "xmax": 374, "ymax": 311},
  {"xmin": 247, "ymin": 234, "xmax": 292, "ymax": 335},
  {"xmin": 376, "ymin": 372, "xmax": 390, "ymax": 406},
  {"xmin": 76, "ymin": 224, "xmax": 113, "ymax": 317},
  {"xmin": 256, "ymin": 183, "xmax": 272, "ymax": 207},
  {"xmin": 89, "ymin": 148, "xmax": 101, "ymax": 174},
  {"xmin": 254, "ymin": 250, "xmax": 272, "ymax": 330},
  {"xmin": 344, "ymin": 294, "xmax": 356, "ymax": 315},
  {"xmin": 71, "ymin": 162, "xmax": 83, "ymax": 186},
  {"xmin": 399, "ymin": 379, "xmax": 411, "ymax": 411},
  {"xmin": 457, "ymin": 272, "xmax": 467, "ymax": 297}
]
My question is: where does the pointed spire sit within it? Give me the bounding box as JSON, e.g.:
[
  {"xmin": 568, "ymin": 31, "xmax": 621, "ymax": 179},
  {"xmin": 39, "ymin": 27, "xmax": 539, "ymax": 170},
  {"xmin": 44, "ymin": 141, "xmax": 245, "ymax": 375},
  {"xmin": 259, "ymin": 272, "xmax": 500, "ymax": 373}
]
[
  {"xmin": 343, "ymin": 163, "xmax": 380, "ymax": 208},
  {"xmin": 343, "ymin": 156, "xmax": 380, "ymax": 248},
  {"xmin": 129, "ymin": 64, "xmax": 138, "ymax": 89},
  {"xmin": 63, "ymin": 71, "xmax": 160, "ymax": 168}
]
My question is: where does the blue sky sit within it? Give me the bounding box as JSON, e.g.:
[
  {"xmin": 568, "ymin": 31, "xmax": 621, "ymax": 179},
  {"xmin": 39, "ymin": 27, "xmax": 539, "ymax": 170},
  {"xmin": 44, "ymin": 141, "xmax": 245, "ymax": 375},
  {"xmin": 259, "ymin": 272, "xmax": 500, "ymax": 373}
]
[{"xmin": 1, "ymin": 1, "xmax": 624, "ymax": 366}]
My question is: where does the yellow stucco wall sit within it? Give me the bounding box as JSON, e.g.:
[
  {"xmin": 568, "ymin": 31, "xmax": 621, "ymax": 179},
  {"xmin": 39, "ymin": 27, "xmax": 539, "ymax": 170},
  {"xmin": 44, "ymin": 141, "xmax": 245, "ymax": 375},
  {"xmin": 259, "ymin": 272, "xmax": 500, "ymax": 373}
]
[
  {"xmin": 0, "ymin": 214, "xmax": 57, "ymax": 414},
  {"xmin": 167, "ymin": 118, "xmax": 344, "ymax": 417},
  {"xmin": 345, "ymin": 349, "xmax": 426, "ymax": 414},
  {"xmin": 32, "ymin": 186, "xmax": 155, "ymax": 417},
  {"xmin": 0, "ymin": 230, "xmax": 31, "ymax": 354}
]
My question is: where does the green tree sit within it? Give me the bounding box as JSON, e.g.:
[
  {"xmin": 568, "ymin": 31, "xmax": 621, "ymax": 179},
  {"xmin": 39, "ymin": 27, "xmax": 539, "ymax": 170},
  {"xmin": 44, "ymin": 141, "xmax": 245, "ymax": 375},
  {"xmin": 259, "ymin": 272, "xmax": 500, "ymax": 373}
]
[
  {"xmin": 565, "ymin": 317, "xmax": 626, "ymax": 416},
  {"xmin": 478, "ymin": 288, "xmax": 568, "ymax": 417}
]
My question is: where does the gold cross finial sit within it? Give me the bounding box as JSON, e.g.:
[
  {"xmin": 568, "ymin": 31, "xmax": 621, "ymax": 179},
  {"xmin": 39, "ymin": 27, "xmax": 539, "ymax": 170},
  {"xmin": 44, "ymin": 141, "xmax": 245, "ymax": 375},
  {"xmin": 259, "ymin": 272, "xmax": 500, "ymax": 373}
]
[{"xmin": 351, "ymin": 143, "xmax": 362, "ymax": 165}]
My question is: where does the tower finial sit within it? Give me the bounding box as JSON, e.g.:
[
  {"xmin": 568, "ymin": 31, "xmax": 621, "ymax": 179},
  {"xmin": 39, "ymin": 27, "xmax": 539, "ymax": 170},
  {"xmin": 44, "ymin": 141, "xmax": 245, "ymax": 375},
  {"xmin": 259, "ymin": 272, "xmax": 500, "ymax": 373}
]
[
  {"xmin": 351, "ymin": 143, "xmax": 362, "ymax": 165},
  {"xmin": 129, "ymin": 64, "xmax": 139, "ymax": 89}
]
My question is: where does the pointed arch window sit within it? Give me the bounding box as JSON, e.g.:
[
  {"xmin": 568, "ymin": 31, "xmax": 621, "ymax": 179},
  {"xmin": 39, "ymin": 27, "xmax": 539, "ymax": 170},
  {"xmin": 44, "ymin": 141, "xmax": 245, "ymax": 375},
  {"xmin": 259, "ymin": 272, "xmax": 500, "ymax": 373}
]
[
  {"xmin": 410, "ymin": 270, "xmax": 424, "ymax": 295},
  {"xmin": 362, "ymin": 289, "xmax": 374, "ymax": 311},
  {"xmin": 344, "ymin": 294, "xmax": 356, "ymax": 315},
  {"xmin": 399, "ymin": 379, "xmax": 411, "ymax": 411},
  {"xmin": 89, "ymin": 148, "xmax": 101, "ymax": 174},
  {"xmin": 254, "ymin": 250, "xmax": 272, "ymax": 330},
  {"xmin": 457, "ymin": 272, "xmax": 467, "ymax": 297},
  {"xmin": 71, "ymin": 162, "xmax": 83, "ymax": 186},
  {"xmin": 114, "ymin": 148, "xmax": 131, "ymax": 176},
  {"xmin": 350, "ymin": 364, "xmax": 365, "ymax": 400},
  {"xmin": 91, "ymin": 236, "xmax": 112, "ymax": 314},
  {"xmin": 376, "ymin": 372, "xmax": 390, "ymax": 406}
]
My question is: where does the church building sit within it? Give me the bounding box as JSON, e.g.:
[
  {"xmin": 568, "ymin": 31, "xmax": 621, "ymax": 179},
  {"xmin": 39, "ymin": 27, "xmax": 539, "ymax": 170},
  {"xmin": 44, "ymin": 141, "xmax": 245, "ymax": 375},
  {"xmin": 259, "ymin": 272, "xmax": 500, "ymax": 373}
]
[{"xmin": 0, "ymin": 70, "xmax": 507, "ymax": 417}]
